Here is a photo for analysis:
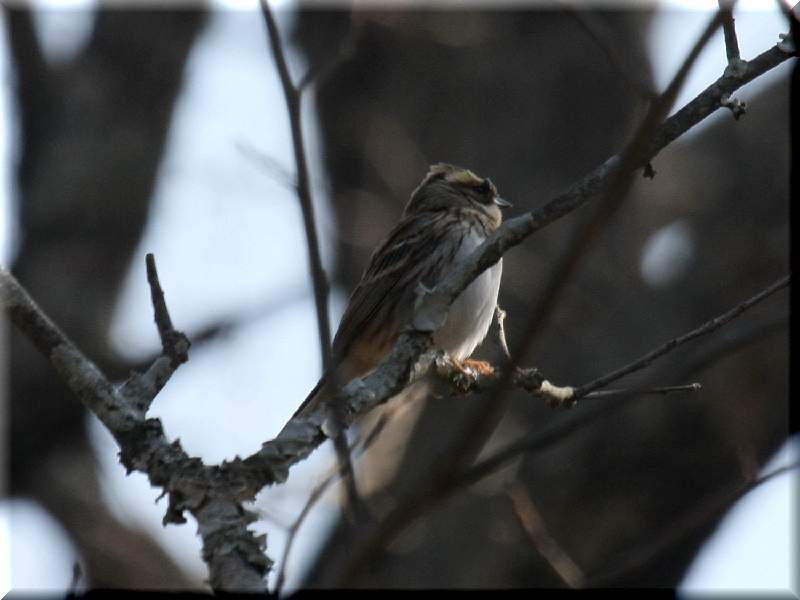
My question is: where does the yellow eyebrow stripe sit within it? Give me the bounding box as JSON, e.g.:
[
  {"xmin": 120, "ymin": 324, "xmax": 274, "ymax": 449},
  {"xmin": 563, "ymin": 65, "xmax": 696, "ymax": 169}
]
[{"xmin": 428, "ymin": 163, "xmax": 484, "ymax": 186}]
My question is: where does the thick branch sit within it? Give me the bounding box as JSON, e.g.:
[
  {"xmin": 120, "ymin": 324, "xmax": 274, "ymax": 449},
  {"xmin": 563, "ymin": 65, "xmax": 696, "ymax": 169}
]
[
  {"xmin": 1, "ymin": 265, "xmax": 142, "ymax": 433},
  {"xmin": 0, "ymin": 264, "xmax": 270, "ymax": 591}
]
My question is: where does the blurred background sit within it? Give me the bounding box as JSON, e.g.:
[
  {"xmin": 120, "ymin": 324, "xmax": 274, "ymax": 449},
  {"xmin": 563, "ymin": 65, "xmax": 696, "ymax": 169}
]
[{"xmin": 0, "ymin": 0, "xmax": 794, "ymax": 593}]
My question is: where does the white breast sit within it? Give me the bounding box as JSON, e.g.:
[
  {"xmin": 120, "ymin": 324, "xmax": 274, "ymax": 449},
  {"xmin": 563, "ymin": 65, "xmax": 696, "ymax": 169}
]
[{"xmin": 433, "ymin": 225, "xmax": 502, "ymax": 361}]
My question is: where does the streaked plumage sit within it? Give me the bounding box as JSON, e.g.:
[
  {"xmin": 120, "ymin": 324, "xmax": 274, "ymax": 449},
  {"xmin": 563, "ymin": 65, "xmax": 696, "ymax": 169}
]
[{"xmin": 292, "ymin": 163, "xmax": 509, "ymax": 419}]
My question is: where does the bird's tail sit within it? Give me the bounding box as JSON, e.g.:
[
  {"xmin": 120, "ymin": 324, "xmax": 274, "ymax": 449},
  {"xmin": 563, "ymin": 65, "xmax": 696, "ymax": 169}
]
[{"xmin": 291, "ymin": 374, "xmax": 329, "ymax": 419}]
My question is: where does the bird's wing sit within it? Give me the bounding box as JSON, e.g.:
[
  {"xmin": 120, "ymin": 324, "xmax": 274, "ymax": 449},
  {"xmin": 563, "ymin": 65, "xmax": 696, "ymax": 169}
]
[
  {"xmin": 290, "ymin": 212, "xmax": 462, "ymax": 420},
  {"xmin": 330, "ymin": 210, "xmax": 464, "ymax": 378}
]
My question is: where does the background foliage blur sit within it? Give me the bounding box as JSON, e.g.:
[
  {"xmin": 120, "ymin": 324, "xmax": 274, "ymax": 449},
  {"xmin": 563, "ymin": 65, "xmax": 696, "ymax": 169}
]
[{"xmin": 1, "ymin": 2, "xmax": 792, "ymax": 591}]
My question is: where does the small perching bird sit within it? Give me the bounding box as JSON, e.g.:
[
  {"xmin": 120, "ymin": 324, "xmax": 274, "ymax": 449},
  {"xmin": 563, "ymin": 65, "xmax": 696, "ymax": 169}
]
[{"xmin": 292, "ymin": 163, "xmax": 511, "ymax": 419}]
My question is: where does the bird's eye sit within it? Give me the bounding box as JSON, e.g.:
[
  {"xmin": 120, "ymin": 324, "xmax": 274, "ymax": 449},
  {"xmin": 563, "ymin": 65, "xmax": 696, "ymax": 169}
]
[{"xmin": 476, "ymin": 179, "xmax": 493, "ymax": 201}]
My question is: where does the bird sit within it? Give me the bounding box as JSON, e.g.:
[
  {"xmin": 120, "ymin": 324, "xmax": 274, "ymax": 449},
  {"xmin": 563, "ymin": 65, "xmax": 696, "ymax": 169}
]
[{"xmin": 291, "ymin": 163, "xmax": 511, "ymax": 422}]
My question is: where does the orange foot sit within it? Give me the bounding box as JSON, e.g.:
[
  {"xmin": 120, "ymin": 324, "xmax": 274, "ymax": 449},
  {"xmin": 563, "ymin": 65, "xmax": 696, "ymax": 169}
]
[{"xmin": 461, "ymin": 359, "xmax": 495, "ymax": 377}]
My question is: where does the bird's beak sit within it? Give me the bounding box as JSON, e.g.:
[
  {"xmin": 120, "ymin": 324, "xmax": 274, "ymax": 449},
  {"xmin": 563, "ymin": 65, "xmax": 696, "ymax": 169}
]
[{"xmin": 494, "ymin": 197, "xmax": 512, "ymax": 208}]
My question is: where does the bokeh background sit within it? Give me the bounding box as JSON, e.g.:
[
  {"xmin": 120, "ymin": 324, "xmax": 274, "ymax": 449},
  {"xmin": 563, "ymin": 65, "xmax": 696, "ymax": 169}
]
[{"xmin": 0, "ymin": 0, "xmax": 794, "ymax": 593}]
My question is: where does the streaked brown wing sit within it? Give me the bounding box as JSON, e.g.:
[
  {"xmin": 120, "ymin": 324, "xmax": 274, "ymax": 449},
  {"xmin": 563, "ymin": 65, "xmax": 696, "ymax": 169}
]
[{"xmin": 330, "ymin": 210, "xmax": 463, "ymax": 377}]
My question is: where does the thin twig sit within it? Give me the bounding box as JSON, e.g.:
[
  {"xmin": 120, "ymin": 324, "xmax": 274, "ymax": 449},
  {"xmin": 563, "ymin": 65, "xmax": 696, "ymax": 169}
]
[
  {"xmin": 719, "ymin": 0, "xmax": 742, "ymax": 64},
  {"xmin": 236, "ymin": 140, "xmax": 297, "ymax": 191},
  {"xmin": 260, "ymin": 0, "xmax": 365, "ymax": 521},
  {"xmin": 333, "ymin": 272, "xmax": 788, "ymax": 583},
  {"xmin": 433, "ymin": 355, "xmax": 700, "ymax": 405},
  {"xmin": 145, "ymin": 253, "xmax": 189, "ymax": 367},
  {"xmin": 508, "ymin": 483, "xmax": 585, "ymax": 588},
  {"xmin": 582, "ymin": 383, "xmax": 701, "ymax": 400},
  {"xmin": 673, "ymin": 314, "xmax": 788, "ymax": 377},
  {"xmin": 297, "ymin": 34, "xmax": 354, "ymax": 92},
  {"xmin": 274, "ymin": 413, "xmax": 390, "ymax": 595},
  {"xmin": 459, "ymin": 277, "xmax": 790, "ymax": 491},
  {"xmin": 327, "ymin": 405, "xmax": 371, "ymax": 524},
  {"xmin": 260, "ymin": 0, "xmax": 331, "ymax": 367},
  {"xmin": 571, "ymin": 275, "xmax": 790, "ymax": 399}
]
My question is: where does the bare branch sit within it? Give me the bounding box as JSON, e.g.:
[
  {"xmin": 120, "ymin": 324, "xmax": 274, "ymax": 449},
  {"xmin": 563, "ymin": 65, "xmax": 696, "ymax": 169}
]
[
  {"xmin": 259, "ymin": 1, "xmax": 365, "ymax": 520},
  {"xmin": 1, "ymin": 265, "xmax": 142, "ymax": 432},
  {"xmin": 460, "ymin": 276, "xmax": 789, "ymax": 490},
  {"xmin": 719, "ymin": 0, "xmax": 744, "ymax": 68},
  {"xmin": 674, "ymin": 314, "xmax": 788, "ymax": 377},
  {"xmin": 236, "ymin": 140, "xmax": 297, "ymax": 191},
  {"xmin": 259, "ymin": 0, "xmax": 332, "ymax": 369},
  {"xmin": 462, "ymin": 290, "xmax": 787, "ymax": 495},
  {"xmin": 145, "ymin": 253, "xmax": 190, "ymax": 367},
  {"xmin": 273, "ymin": 413, "xmax": 390, "ymax": 595},
  {"xmin": 571, "ymin": 275, "xmax": 790, "ymax": 399},
  {"xmin": 582, "ymin": 383, "xmax": 701, "ymax": 400},
  {"xmin": 508, "ymin": 483, "xmax": 585, "ymax": 588},
  {"xmin": 328, "ymin": 272, "xmax": 789, "ymax": 583},
  {"xmin": 332, "ymin": 19, "xmax": 732, "ymax": 576},
  {"xmin": 297, "ymin": 33, "xmax": 355, "ymax": 92},
  {"xmin": 240, "ymin": 34, "xmax": 795, "ymax": 500},
  {"xmin": 433, "ymin": 351, "xmax": 701, "ymax": 405},
  {"xmin": 0, "ymin": 262, "xmax": 271, "ymax": 591},
  {"xmin": 326, "ymin": 405, "xmax": 370, "ymax": 524},
  {"xmin": 3, "ymin": 11, "xmax": 792, "ymax": 586}
]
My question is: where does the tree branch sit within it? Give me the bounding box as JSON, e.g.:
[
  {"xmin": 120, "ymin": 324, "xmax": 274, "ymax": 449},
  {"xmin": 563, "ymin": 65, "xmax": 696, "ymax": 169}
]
[
  {"xmin": 331, "ymin": 273, "xmax": 789, "ymax": 582},
  {"xmin": 327, "ymin": 16, "xmax": 729, "ymax": 582},
  {"xmin": 571, "ymin": 275, "xmax": 789, "ymax": 399},
  {"xmin": 2, "ymin": 15, "xmax": 793, "ymax": 589},
  {"xmin": 260, "ymin": 0, "xmax": 366, "ymax": 520},
  {"xmin": 508, "ymin": 483, "xmax": 585, "ymax": 588},
  {"xmin": 0, "ymin": 261, "xmax": 271, "ymax": 591},
  {"xmin": 719, "ymin": 0, "xmax": 743, "ymax": 67},
  {"xmin": 238, "ymin": 33, "xmax": 795, "ymax": 500},
  {"xmin": 456, "ymin": 277, "xmax": 786, "ymax": 487},
  {"xmin": 259, "ymin": 0, "xmax": 331, "ymax": 368},
  {"xmin": 273, "ymin": 412, "xmax": 390, "ymax": 595}
]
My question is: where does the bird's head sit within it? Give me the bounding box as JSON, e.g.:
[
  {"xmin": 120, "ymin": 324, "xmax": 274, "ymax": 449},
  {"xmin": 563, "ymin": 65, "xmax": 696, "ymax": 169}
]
[{"xmin": 405, "ymin": 163, "xmax": 511, "ymax": 228}]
